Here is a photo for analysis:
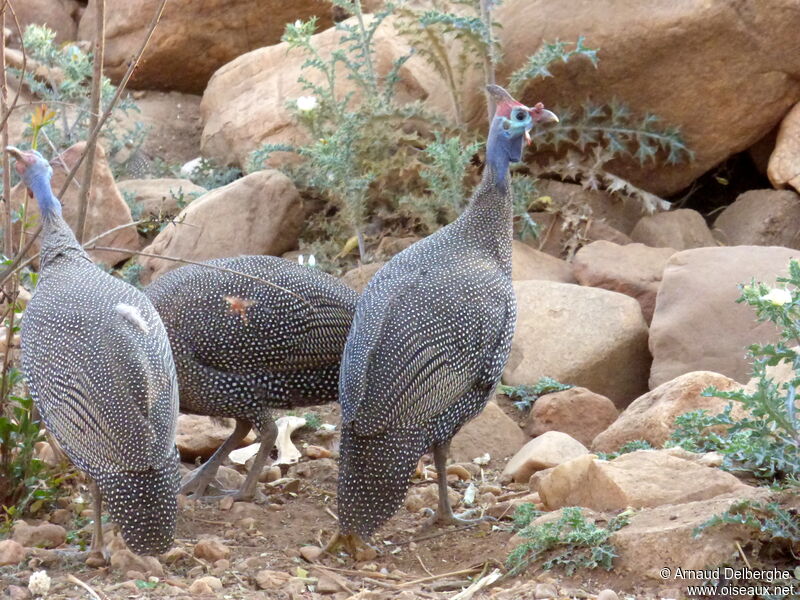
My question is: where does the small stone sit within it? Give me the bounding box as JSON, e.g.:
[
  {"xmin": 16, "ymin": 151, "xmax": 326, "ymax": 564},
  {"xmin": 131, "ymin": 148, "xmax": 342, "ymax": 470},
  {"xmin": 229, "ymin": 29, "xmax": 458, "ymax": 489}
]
[
  {"xmin": 299, "ymin": 545, "xmax": 323, "ymax": 562},
  {"xmin": 110, "ymin": 549, "xmax": 164, "ymax": 577},
  {"xmin": 194, "ymin": 576, "xmax": 223, "ymax": 592},
  {"xmin": 479, "ymin": 484, "xmax": 502, "ymax": 496},
  {"xmin": 305, "ymin": 445, "xmax": 332, "ymax": 459},
  {"xmin": 259, "ymin": 465, "xmax": 282, "ymax": 483},
  {"xmin": 445, "ymin": 464, "xmax": 472, "ymax": 481},
  {"xmin": 218, "ymin": 496, "xmax": 234, "ymax": 511},
  {"xmin": 162, "ymin": 547, "xmax": 188, "ymax": 564},
  {"xmin": 501, "ymin": 431, "xmax": 589, "ymax": 483},
  {"xmin": 126, "ymin": 570, "xmax": 146, "ymax": 581},
  {"xmin": 535, "ymin": 582, "xmax": 558, "ymax": 599},
  {"xmin": 596, "ymin": 590, "xmax": 620, "ymax": 600},
  {"xmin": 6, "ymin": 585, "xmax": 30, "ymax": 600},
  {"xmin": 238, "ymin": 517, "xmax": 256, "ymax": 529},
  {"xmin": 0, "ymin": 539, "xmax": 26, "ymax": 566},
  {"xmin": 12, "ymin": 522, "xmax": 67, "ymax": 549},
  {"xmin": 194, "ymin": 538, "xmax": 230, "ymax": 562},
  {"xmin": 188, "ymin": 580, "xmax": 213, "ymax": 595},
  {"xmin": 255, "ymin": 569, "xmax": 291, "ymax": 590},
  {"xmin": 316, "ymin": 573, "xmax": 343, "ymax": 594},
  {"xmin": 48, "ymin": 509, "xmax": 70, "ymax": 525}
]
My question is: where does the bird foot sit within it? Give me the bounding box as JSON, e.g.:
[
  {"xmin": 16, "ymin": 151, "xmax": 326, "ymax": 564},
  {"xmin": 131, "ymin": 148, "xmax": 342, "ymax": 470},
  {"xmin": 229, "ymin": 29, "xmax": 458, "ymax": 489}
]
[
  {"xmin": 85, "ymin": 549, "xmax": 108, "ymax": 568},
  {"xmin": 180, "ymin": 473, "xmax": 225, "ymax": 499},
  {"xmin": 204, "ymin": 487, "xmax": 268, "ymax": 504},
  {"xmin": 325, "ymin": 532, "xmax": 379, "ymax": 560},
  {"xmin": 422, "ymin": 507, "xmax": 495, "ymax": 528}
]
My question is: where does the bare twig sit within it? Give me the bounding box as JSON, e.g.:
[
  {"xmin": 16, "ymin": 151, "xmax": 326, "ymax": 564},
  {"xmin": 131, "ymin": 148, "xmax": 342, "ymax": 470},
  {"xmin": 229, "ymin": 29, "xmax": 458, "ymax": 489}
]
[
  {"xmin": 67, "ymin": 571, "xmax": 106, "ymax": 600},
  {"xmin": 0, "ymin": 0, "xmax": 170, "ymax": 287},
  {"xmin": 81, "ymin": 219, "xmax": 149, "ymax": 248},
  {"xmin": 75, "ymin": 0, "xmax": 105, "ymax": 243},
  {"xmin": 479, "ymin": 0, "xmax": 496, "ymax": 123},
  {"xmin": 83, "ymin": 245, "xmax": 312, "ymax": 306},
  {"xmin": 0, "ymin": 0, "xmax": 26, "ymax": 134},
  {"xmin": 416, "ymin": 553, "xmax": 434, "ymax": 577},
  {"xmin": 399, "ymin": 566, "xmax": 483, "ymax": 588}
]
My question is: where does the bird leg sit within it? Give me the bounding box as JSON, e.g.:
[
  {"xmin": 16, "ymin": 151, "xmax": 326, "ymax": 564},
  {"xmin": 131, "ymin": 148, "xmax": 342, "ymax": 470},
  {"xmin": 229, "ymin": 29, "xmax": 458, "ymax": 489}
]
[
  {"xmin": 86, "ymin": 480, "xmax": 107, "ymax": 567},
  {"xmin": 232, "ymin": 419, "xmax": 278, "ymax": 502},
  {"xmin": 180, "ymin": 419, "xmax": 251, "ymax": 498},
  {"xmin": 430, "ymin": 442, "xmax": 492, "ymax": 526}
]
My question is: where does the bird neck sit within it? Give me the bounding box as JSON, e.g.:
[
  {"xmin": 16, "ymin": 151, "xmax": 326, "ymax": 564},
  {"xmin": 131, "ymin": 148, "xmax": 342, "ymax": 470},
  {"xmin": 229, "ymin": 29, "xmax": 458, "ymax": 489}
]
[
  {"xmin": 29, "ymin": 174, "xmax": 88, "ymax": 267},
  {"xmin": 29, "ymin": 173, "xmax": 62, "ymax": 219},
  {"xmin": 458, "ymin": 168, "xmax": 514, "ymax": 271}
]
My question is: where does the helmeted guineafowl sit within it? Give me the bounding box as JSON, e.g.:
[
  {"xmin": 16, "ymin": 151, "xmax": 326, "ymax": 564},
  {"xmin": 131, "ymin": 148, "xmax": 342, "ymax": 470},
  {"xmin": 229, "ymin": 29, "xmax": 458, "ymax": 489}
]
[
  {"xmin": 144, "ymin": 255, "xmax": 358, "ymax": 500},
  {"xmin": 8, "ymin": 147, "xmax": 180, "ymax": 559},
  {"xmin": 331, "ymin": 86, "xmax": 558, "ymax": 552}
]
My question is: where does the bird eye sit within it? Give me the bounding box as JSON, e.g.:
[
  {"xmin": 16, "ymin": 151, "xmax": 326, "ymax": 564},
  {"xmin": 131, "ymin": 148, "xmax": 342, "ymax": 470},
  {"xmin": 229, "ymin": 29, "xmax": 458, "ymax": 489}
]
[{"xmin": 514, "ymin": 109, "xmax": 526, "ymax": 121}]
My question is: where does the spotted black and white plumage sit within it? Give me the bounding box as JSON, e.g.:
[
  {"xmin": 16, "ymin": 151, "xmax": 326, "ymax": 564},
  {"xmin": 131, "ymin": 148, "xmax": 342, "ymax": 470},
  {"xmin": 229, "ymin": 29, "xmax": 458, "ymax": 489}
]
[
  {"xmin": 12, "ymin": 148, "xmax": 180, "ymax": 555},
  {"xmin": 144, "ymin": 256, "xmax": 358, "ymax": 497},
  {"xmin": 337, "ymin": 86, "xmax": 558, "ymax": 540}
]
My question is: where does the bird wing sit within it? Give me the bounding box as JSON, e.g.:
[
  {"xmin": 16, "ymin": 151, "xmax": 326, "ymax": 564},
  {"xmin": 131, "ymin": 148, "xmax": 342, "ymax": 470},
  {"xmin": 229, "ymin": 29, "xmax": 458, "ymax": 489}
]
[
  {"xmin": 22, "ymin": 270, "xmax": 178, "ymax": 474},
  {"xmin": 145, "ymin": 257, "xmax": 356, "ymax": 376},
  {"xmin": 340, "ymin": 254, "xmax": 515, "ymax": 437}
]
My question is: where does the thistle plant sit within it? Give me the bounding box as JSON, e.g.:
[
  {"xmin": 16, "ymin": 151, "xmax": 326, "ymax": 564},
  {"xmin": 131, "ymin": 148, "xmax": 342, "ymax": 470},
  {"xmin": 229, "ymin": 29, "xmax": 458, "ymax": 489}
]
[
  {"xmin": 668, "ymin": 259, "xmax": 800, "ymax": 482},
  {"xmin": 11, "ymin": 25, "xmax": 146, "ymax": 177}
]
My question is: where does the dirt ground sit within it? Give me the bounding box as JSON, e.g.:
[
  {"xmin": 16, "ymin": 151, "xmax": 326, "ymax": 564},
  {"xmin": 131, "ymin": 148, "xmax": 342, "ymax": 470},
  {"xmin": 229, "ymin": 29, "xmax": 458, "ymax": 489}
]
[{"xmin": 1, "ymin": 402, "xmax": 689, "ymax": 600}]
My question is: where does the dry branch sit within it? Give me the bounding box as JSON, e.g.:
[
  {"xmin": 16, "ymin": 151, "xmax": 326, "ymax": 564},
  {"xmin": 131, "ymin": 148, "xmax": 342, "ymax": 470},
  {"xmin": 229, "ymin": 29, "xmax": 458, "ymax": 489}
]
[{"xmin": 75, "ymin": 0, "xmax": 106, "ymax": 243}]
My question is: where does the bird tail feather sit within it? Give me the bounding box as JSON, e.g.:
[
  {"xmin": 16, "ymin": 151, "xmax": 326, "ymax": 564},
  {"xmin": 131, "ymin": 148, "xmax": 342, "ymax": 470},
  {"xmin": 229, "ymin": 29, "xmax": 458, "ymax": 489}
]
[
  {"xmin": 337, "ymin": 425, "xmax": 429, "ymax": 539},
  {"xmin": 94, "ymin": 449, "xmax": 180, "ymax": 555}
]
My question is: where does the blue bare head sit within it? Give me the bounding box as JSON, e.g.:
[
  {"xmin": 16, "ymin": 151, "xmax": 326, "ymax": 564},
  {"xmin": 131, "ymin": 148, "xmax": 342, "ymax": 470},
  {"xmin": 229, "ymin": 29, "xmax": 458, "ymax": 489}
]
[
  {"xmin": 485, "ymin": 85, "xmax": 558, "ymax": 186},
  {"xmin": 6, "ymin": 146, "xmax": 61, "ymax": 217}
]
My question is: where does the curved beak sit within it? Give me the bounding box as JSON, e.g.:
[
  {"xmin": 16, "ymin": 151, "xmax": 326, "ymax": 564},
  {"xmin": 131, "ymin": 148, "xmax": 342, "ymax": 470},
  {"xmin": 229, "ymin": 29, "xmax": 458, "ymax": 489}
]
[
  {"xmin": 534, "ymin": 108, "xmax": 559, "ymax": 125},
  {"xmin": 5, "ymin": 146, "xmax": 24, "ymax": 160}
]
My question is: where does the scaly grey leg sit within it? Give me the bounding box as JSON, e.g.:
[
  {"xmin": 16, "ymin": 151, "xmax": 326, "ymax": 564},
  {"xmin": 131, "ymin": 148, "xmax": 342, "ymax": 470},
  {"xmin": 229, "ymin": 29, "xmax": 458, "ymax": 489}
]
[
  {"xmin": 233, "ymin": 419, "xmax": 279, "ymax": 501},
  {"xmin": 181, "ymin": 419, "xmax": 251, "ymax": 497}
]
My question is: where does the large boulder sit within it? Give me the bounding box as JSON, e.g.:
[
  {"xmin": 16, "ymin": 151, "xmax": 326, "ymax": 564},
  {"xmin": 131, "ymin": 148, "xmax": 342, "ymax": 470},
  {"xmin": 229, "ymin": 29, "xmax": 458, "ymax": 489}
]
[
  {"xmin": 591, "ymin": 371, "xmax": 742, "ymax": 452},
  {"xmin": 526, "ymin": 386, "xmax": 618, "ymax": 447},
  {"xmin": 116, "ymin": 178, "xmax": 207, "ymax": 218},
  {"xmin": 78, "ymin": 0, "xmax": 334, "ymax": 93},
  {"xmin": 573, "ymin": 241, "xmax": 676, "ymax": 323},
  {"xmin": 113, "ymin": 91, "xmax": 204, "ymax": 170},
  {"xmin": 493, "ymin": 0, "xmax": 800, "ymax": 196},
  {"xmin": 138, "ymin": 170, "xmax": 303, "ymax": 284},
  {"xmin": 649, "ymin": 246, "xmax": 797, "ymax": 388},
  {"xmin": 450, "ymin": 401, "xmax": 526, "ymax": 468},
  {"xmin": 201, "ymin": 16, "xmax": 448, "ymax": 168},
  {"xmin": 536, "ymin": 450, "xmax": 751, "ymax": 511},
  {"xmin": 511, "ymin": 241, "xmax": 575, "ymax": 283},
  {"xmin": 501, "ymin": 431, "xmax": 588, "ymax": 483},
  {"xmin": 11, "ymin": 142, "xmax": 140, "ymax": 268},
  {"xmin": 713, "ymin": 189, "xmax": 800, "ymax": 248},
  {"xmin": 768, "ymin": 101, "xmax": 800, "ymax": 192},
  {"xmin": 630, "ymin": 209, "xmax": 717, "ymax": 251},
  {"xmin": 612, "ymin": 488, "xmax": 773, "ymax": 582},
  {"xmin": 13, "ymin": 0, "xmax": 79, "ymax": 44},
  {"xmin": 505, "ymin": 281, "xmax": 650, "ymax": 408}
]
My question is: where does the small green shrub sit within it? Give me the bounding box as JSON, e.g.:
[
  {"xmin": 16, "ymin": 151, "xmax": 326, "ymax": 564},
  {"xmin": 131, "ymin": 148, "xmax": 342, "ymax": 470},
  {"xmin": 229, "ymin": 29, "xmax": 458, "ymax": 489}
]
[
  {"xmin": 506, "ymin": 506, "xmax": 629, "ymax": 576},
  {"xmin": 499, "ymin": 376, "xmax": 573, "ymax": 411},
  {"xmin": 692, "ymin": 500, "xmax": 800, "ymax": 599},
  {"xmin": 185, "ymin": 158, "xmax": 242, "ymax": 190},
  {"xmin": 668, "ymin": 260, "xmax": 800, "ymax": 483}
]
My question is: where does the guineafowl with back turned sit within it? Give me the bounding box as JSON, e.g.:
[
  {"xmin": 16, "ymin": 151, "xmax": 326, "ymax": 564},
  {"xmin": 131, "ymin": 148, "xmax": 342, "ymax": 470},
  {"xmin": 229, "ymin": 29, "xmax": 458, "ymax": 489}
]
[
  {"xmin": 330, "ymin": 86, "xmax": 558, "ymax": 553},
  {"xmin": 144, "ymin": 255, "xmax": 358, "ymax": 500},
  {"xmin": 8, "ymin": 147, "xmax": 180, "ymax": 561}
]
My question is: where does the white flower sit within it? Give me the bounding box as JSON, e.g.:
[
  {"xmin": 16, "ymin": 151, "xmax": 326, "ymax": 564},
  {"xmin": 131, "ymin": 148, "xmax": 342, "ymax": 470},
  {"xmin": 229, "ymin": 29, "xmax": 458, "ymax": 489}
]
[
  {"xmin": 307, "ymin": 254, "xmax": 317, "ymax": 268},
  {"xmin": 28, "ymin": 570, "xmax": 51, "ymax": 598},
  {"xmin": 294, "ymin": 19, "xmax": 303, "ymax": 28},
  {"xmin": 760, "ymin": 288, "xmax": 793, "ymax": 306},
  {"xmin": 296, "ymin": 95, "xmax": 318, "ymax": 112},
  {"xmin": 297, "ymin": 255, "xmax": 304, "ymax": 266},
  {"xmin": 472, "ymin": 453, "xmax": 490, "ymax": 466}
]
